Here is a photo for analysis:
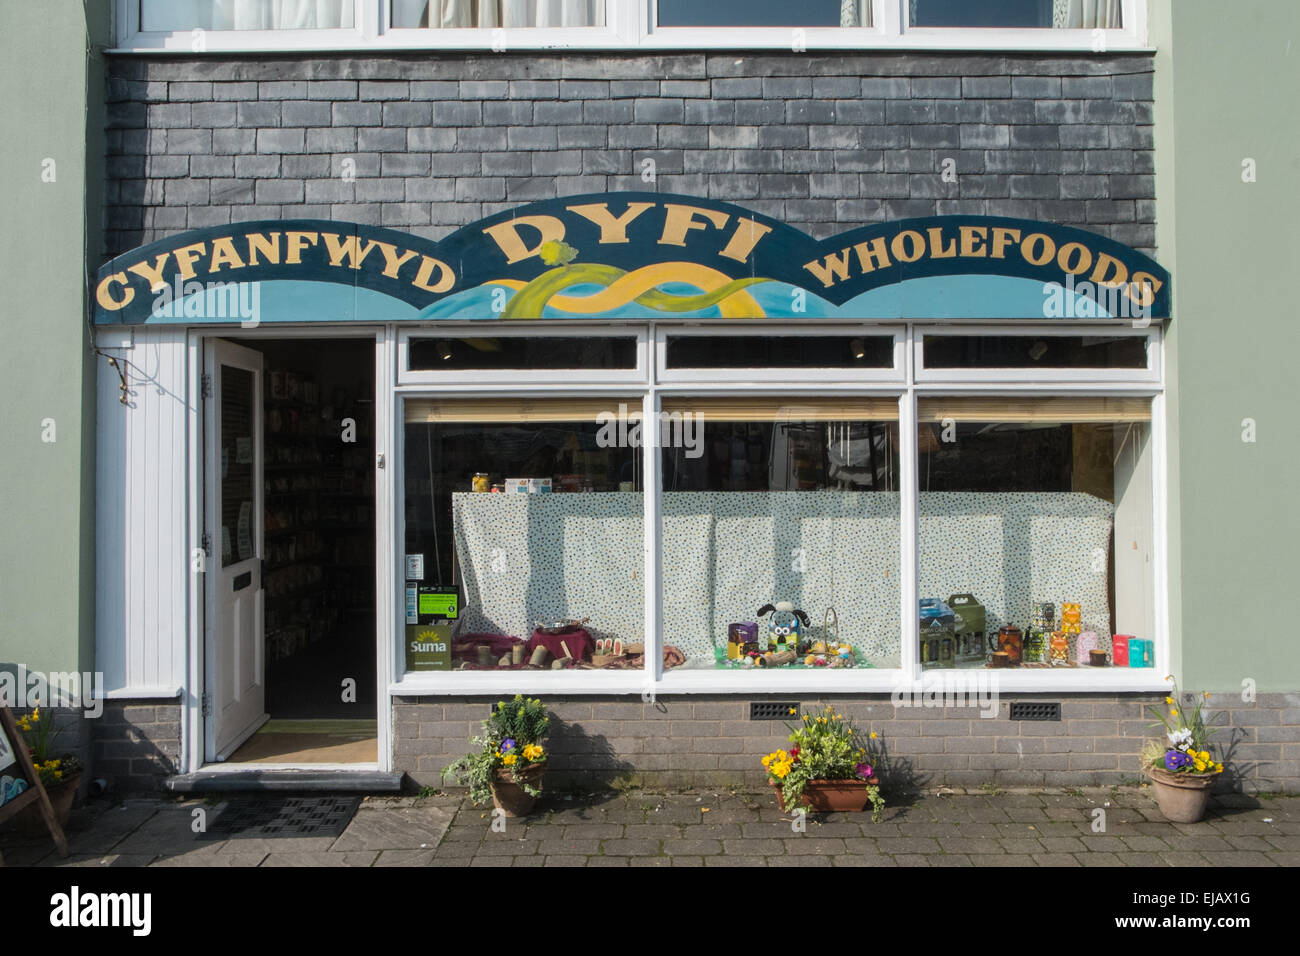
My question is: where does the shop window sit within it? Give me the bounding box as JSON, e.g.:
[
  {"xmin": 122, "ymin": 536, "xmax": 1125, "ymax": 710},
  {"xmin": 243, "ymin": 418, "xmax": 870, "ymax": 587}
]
[
  {"xmin": 391, "ymin": 0, "xmax": 606, "ymax": 27},
  {"xmin": 921, "ymin": 334, "xmax": 1149, "ymax": 370},
  {"xmin": 658, "ymin": 396, "xmax": 902, "ymax": 672},
  {"xmin": 915, "ymin": 396, "xmax": 1153, "ymax": 672},
  {"xmin": 141, "ymin": 0, "xmax": 355, "ymax": 31},
  {"xmin": 656, "ymin": 0, "xmax": 872, "ymax": 27},
  {"xmin": 664, "ymin": 334, "xmax": 894, "ymax": 370},
  {"xmin": 910, "ymin": 0, "xmax": 1122, "ymax": 29},
  {"xmin": 401, "ymin": 397, "xmax": 646, "ymax": 675},
  {"xmin": 406, "ymin": 335, "xmax": 637, "ymax": 371}
]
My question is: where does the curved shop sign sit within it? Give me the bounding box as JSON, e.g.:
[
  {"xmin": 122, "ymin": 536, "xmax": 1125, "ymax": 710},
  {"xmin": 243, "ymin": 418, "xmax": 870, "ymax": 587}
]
[{"xmin": 93, "ymin": 192, "xmax": 1170, "ymax": 326}]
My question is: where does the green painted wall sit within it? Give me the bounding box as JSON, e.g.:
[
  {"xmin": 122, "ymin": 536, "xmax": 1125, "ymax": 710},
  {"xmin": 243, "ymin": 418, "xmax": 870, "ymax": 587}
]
[
  {"xmin": 0, "ymin": 2, "xmax": 107, "ymax": 676},
  {"xmin": 1156, "ymin": 0, "xmax": 1300, "ymax": 691}
]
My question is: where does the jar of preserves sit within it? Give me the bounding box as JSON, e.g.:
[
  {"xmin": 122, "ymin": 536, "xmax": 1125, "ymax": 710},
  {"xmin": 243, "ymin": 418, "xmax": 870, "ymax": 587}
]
[{"xmin": 996, "ymin": 624, "xmax": 1023, "ymax": 665}]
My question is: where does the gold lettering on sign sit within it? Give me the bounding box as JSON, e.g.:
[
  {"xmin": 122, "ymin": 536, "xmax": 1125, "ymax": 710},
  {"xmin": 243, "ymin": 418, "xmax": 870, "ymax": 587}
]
[
  {"xmin": 321, "ymin": 233, "xmax": 381, "ymax": 270},
  {"xmin": 285, "ymin": 231, "xmax": 318, "ymax": 264},
  {"xmin": 482, "ymin": 215, "xmax": 566, "ymax": 264},
  {"xmin": 659, "ymin": 204, "xmax": 730, "ymax": 247},
  {"xmin": 990, "ymin": 227, "xmax": 1021, "ymax": 259},
  {"xmin": 890, "ymin": 230, "xmax": 925, "ymax": 264},
  {"xmin": 96, "ymin": 272, "xmax": 134, "ymax": 310},
  {"xmin": 565, "ymin": 202, "xmax": 655, "ymax": 244},
  {"xmin": 246, "ymin": 232, "xmax": 282, "ymax": 266},
  {"xmin": 208, "ymin": 236, "xmax": 246, "ymax": 273},
  {"xmin": 853, "ymin": 237, "xmax": 891, "ymax": 274},
  {"xmin": 959, "ymin": 226, "xmax": 988, "ymax": 258},
  {"xmin": 1090, "ymin": 252, "xmax": 1128, "ymax": 288},
  {"xmin": 412, "ymin": 256, "xmax": 456, "ymax": 293},
  {"xmin": 172, "ymin": 242, "xmax": 208, "ymax": 280},
  {"xmin": 1057, "ymin": 241, "xmax": 1092, "ymax": 276},
  {"xmin": 128, "ymin": 254, "xmax": 172, "ymax": 293},
  {"xmin": 927, "ymin": 227, "xmax": 957, "ymax": 259},
  {"xmin": 375, "ymin": 242, "xmax": 418, "ymax": 279},
  {"xmin": 1021, "ymin": 233, "xmax": 1056, "ymax": 267},
  {"xmin": 802, "ymin": 249, "xmax": 853, "ymax": 288},
  {"xmin": 718, "ymin": 217, "xmax": 773, "ymax": 263}
]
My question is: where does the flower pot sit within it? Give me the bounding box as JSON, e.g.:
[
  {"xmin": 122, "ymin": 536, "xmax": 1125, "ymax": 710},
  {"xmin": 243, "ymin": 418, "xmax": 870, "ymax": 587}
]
[
  {"xmin": 16, "ymin": 774, "xmax": 81, "ymax": 836},
  {"xmin": 1146, "ymin": 767, "xmax": 1219, "ymax": 823},
  {"xmin": 491, "ymin": 763, "xmax": 545, "ymax": 817},
  {"xmin": 770, "ymin": 777, "xmax": 877, "ymax": 813}
]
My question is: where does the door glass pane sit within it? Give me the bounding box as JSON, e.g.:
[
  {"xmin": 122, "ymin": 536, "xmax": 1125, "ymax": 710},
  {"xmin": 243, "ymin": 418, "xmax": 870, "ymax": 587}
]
[
  {"xmin": 402, "ymin": 398, "xmax": 645, "ymax": 675},
  {"xmin": 141, "ymin": 0, "xmax": 355, "ymax": 31},
  {"xmin": 916, "ymin": 397, "xmax": 1154, "ymax": 671},
  {"xmin": 660, "ymin": 398, "xmax": 901, "ymax": 671},
  {"xmin": 221, "ymin": 365, "xmax": 256, "ymax": 568}
]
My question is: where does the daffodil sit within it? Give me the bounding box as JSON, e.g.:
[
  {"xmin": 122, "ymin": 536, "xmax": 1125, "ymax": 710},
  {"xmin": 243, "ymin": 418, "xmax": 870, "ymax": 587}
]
[
  {"xmin": 1165, "ymin": 697, "xmax": 1174, "ymax": 705},
  {"xmin": 870, "ymin": 732, "xmax": 878, "ymax": 739},
  {"xmin": 788, "ymin": 707, "xmax": 797, "ymax": 715},
  {"xmin": 1170, "ymin": 708, "xmax": 1178, "ymax": 717}
]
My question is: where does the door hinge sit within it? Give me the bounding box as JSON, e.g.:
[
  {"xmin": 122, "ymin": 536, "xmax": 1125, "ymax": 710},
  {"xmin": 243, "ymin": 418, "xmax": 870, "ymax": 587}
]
[
  {"xmin": 201, "ymin": 531, "xmax": 212, "ymax": 555},
  {"xmin": 201, "ymin": 693, "xmax": 212, "ymax": 718},
  {"xmin": 201, "ymin": 373, "xmax": 213, "ymax": 399}
]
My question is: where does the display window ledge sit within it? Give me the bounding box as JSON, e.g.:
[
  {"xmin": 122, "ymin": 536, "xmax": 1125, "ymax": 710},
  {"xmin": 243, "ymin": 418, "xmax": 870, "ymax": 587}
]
[{"xmin": 389, "ymin": 668, "xmax": 1171, "ymax": 696}]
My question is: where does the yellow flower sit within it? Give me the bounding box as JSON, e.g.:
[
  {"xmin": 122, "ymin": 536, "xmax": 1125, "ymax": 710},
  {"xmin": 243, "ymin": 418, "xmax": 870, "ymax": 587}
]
[
  {"xmin": 1164, "ymin": 697, "xmax": 1174, "ymax": 705},
  {"xmin": 53, "ymin": 770, "xmax": 63, "ymax": 779},
  {"xmin": 870, "ymin": 732, "xmax": 878, "ymax": 739},
  {"xmin": 788, "ymin": 707, "xmax": 797, "ymax": 715},
  {"xmin": 522, "ymin": 744, "xmax": 543, "ymax": 760},
  {"xmin": 502, "ymin": 753, "xmax": 517, "ymax": 766},
  {"xmin": 1215, "ymin": 763, "xmax": 1223, "ymax": 773},
  {"xmin": 1169, "ymin": 709, "xmax": 1178, "ymax": 717}
]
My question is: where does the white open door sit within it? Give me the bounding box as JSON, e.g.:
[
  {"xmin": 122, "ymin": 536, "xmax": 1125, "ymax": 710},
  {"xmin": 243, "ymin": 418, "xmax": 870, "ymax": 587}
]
[{"xmin": 203, "ymin": 339, "xmax": 267, "ymax": 761}]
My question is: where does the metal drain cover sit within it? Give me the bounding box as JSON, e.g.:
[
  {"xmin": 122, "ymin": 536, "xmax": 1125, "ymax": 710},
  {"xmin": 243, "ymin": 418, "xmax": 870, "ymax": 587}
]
[{"xmin": 208, "ymin": 795, "xmax": 361, "ymax": 836}]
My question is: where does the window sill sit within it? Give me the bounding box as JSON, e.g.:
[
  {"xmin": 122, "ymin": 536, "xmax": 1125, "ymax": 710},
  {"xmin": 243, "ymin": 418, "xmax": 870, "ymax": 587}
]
[{"xmin": 389, "ymin": 667, "xmax": 1168, "ymax": 696}]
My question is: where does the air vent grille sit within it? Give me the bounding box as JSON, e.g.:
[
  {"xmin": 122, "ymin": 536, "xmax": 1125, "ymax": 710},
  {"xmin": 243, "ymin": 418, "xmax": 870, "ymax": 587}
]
[
  {"xmin": 1010, "ymin": 702, "xmax": 1061, "ymax": 721},
  {"xmin": 750, "ymin": 701, "xmax": 799, "ymax": 721}
]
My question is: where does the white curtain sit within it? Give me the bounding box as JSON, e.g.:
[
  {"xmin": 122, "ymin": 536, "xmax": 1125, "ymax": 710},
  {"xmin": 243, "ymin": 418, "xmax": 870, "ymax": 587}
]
[
  {"xmin": 143, "ymin": 0, "xmax": 354, "ymax": 30},
  {"xmin": 1053, "ymin": 0, "xmax": 1123, "ymax": 29},
  {"xmin": 839, "ymin": 0, "xmax": 873, "ymax": 28},
  {"xmin": 392, "ymin": 0, "xmax": 604, "ymax": 27}
]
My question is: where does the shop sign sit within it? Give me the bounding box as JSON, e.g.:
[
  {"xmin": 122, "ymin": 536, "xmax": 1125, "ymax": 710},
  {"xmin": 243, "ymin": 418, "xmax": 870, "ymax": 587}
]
[{"xmin": 94, "ymin": 192, "xmax": 1170, "ymax": 325}]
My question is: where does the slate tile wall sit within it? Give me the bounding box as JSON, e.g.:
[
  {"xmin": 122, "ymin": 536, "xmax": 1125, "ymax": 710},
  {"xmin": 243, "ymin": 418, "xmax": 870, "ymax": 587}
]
[{"xmin": 103, "ymin": 52, "xmax": 1156, "ymax": 257}]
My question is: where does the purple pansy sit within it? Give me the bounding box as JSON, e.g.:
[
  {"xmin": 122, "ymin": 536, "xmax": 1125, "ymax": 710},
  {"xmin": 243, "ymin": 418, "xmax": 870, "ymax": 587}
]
[
  {"xmin": 855, "ymin": 763, "xmax": 874, "ymax": 780},
  {"xmin": 501, "ymin": 738, "xmax": 516, "ymax": 752},
  {"xmin": 1164, "ymin": 750, "xmax": 1192, "ymax": 771}
]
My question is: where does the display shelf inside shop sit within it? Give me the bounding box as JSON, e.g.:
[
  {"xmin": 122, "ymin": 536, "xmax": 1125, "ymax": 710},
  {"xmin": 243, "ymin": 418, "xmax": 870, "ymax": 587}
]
[{"xmin": 263, "ymin": 370, "xmax": 374, "ymax": 664}]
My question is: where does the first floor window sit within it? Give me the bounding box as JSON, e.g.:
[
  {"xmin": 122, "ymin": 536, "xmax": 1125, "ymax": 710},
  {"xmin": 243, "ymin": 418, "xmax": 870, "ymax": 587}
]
[
  {"xmin": 656, "ymin": 0, "xmax": 872, "ymax": 28},
  {"xmin": 390, "ymin": 0, "xmax": 606, "ymax": 27},
  {"xmin": 141, "ymin": 0, "xmax": 355, "ymax": 31},
  {"xmin": 910, "ymin": 0, "xmax": 1122, "ymax": 28}
]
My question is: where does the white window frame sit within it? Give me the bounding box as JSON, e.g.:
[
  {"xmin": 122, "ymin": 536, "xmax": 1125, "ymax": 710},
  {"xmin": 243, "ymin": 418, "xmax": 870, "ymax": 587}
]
[
  {"xmin": 388, "ymin": 319, "xmax": 1169, "ymax": 696},
  {"xmin": 655, "ymin": 323, "xmax": 906, "ymax": 385},
  {"xmin": 397, "ymin": 323, "xmax": 649, "ymax": 386},
  {"xmin": 113, "ymin": 0, "xmax": 1149, "ymax": 52},
  {"xmin": 914, "ymin": 323, "xmax": 1161, "ymax": 385}
]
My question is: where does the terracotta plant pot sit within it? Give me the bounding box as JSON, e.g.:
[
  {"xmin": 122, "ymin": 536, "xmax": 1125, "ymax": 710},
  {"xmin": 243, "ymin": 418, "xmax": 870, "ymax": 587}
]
[
  {"xmin": 16, "ymin": 774, "xmax": 81, "ymax": 836},
  {"xmin": 1146, "ymin": 766, "xmax": 1219, "ymax": 823},
  {"xmin": 491, "ymin": 763, "xmax": 545, "ymax": 817},
  {"xmin": 770, "ymin": 777, "xmax": 877, "ymax": 813}
]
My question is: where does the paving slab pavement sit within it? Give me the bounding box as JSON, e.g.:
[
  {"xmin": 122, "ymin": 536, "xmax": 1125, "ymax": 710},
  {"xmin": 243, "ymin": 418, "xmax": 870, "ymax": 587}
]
[{"xmin": 2, "ymin": 787, "xmax": 1296, "ymax": 867}]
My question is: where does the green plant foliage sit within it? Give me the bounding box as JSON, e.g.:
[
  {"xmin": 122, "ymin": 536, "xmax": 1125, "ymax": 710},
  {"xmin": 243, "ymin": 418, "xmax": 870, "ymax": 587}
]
[
  {"xmin": 762, "ymin": 705, "xmax": 887, "ymax": 822},
  {"xmin": 441, "ymin": 696, "xmax": 551, "ymax": 806}
]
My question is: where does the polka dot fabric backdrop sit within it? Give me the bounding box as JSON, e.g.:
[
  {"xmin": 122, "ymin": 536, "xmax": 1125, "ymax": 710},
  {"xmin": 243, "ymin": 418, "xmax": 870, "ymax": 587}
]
[{"xmin": 452, "ymin": 491, "xmax": 1113, "ymax": 668}]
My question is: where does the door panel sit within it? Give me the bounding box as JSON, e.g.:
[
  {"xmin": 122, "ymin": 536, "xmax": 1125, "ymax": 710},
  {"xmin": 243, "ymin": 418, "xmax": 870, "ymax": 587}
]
[{"xmin": 204, "ymin": 339, "xmax": 267, "ymax": 760}]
